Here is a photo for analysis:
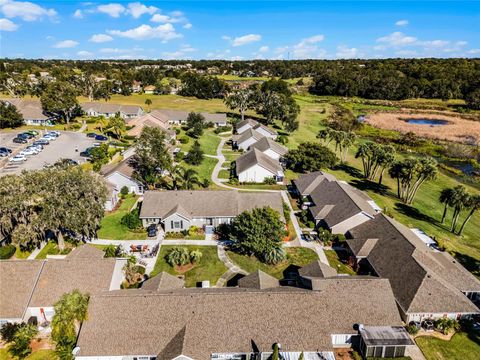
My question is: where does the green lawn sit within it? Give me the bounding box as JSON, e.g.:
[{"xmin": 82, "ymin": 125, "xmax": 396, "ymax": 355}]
[
  {"xmin": 14, "ymin": 247, "xmax": 31, "ymax": 259},
  {"xmin": 227, "ymin": 247, "xmax": 318, "ymax": 279},
  {"xmin": 35, "ymin": 241, "xmax": 72, "ymax": 259},
  {"xmin": 324, "ymin": 249, "xmax": 356, "ymax": 275},
  {"xmin": 150, "ymin": 245, "xmax": 227, "ymax": 287},
  {"xmin": 182, "ymin": 156, "xmax": 218, "ymax": 184},
  {"xmin": 97, "ymin": 195, "xmax": 147, "ymax": 240},
  {"xmin": 0, "ymin": 349, "xmax": 58, "ymax": 360},
  {"xmin": 416, "ymin": 332, "xmax": 480, "ymax": 360},
  {"xmin": 178, "ymin": 128, "xmax": 222, "ymax": 156},
  {"xmin": 218, "ymin": 169, "xmax": 230, "ymax": 179}
]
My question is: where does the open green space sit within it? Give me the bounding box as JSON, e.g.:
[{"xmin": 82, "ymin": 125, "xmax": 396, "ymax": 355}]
[
  {"xmin": 35, "ymin": 241, "xmax": 72, "ymax": 259},
  {"xmin": 97, "ymin": 195, "xmax": 147, "ymax": 240},
  {"xmin": 415, "ymin": 332, "xmax": 480, "ymax": 360},
  {"xmin": 14, "ymin": 247, "xmax": 31, "ymax": 259},
  {"xmin": 150, "ymin": 245, "xmax": 227, "ymax": 287},
  {"xmin": 0, "ymin": 349, "xmax": 58, "ymax": 360},
  {"xmin": 227, "ymin": 247, "xmax": 318, "ymax": 279},
  {"xmin": 183, "ymin": 156, "xmax": 217, "ymax": 184},
  {"xmin": 324, "ymin": 249, "xmax": 356, "ymax": 275}
]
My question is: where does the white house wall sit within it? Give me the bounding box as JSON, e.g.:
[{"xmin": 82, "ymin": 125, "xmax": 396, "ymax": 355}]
[
  {"xmin": 237, "ymin": 164, "xmax": 275, "ymax": 183},
  {"xmin": 109, "ymin": 259, "xmax": 128, "ymax": 290},
  {"xmin": 256, "ymin": 128, "xmax": 277, "ymax": 139},
  {"xmin": 236, "ymin": 124, "xmax": 253, "ymax": 134},
  {"xmin": 106, "ymin": 173, "xmax": 143, "ymax": 195}
]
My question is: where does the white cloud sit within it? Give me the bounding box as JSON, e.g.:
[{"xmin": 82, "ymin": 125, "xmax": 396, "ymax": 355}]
[
  {"xmin": 395, "ymin": 19, "xmax": 409, "ymax": 26},
  {"xmin": 0, "ymin": 17, "xmax": 18, "ymax": 31},
  {"xmin": 53, "ymin": 40, "xmax": 79, "ymax": 48},
  {"xmin": 150, "ymin": 10, "xmax": 189, "ymax": 25},
  {"xmin": 108, "ymin": 23, "xmax": 181, "ymax": 41},
  {"xmin": 467, "ymin": 49, "xmax": 480, "ymax": 54},
  {"xmin": 99, "ymin": 47, "xmax": 143, "ymax": 54},
  {"xmin": 377, "ymin": 32, "xmax": 417, "ymax": 46},
  {"xmin": 77, "ymin": 50, "xmax": 93, "ymax": 57},
  {"xmin": 259, "ymin": 46, "xmax": 269, "ymax": 53},
  {"xmin": 183, "ymin": 22, "xmax": 192, "ymax": 29},
  {"xmin": 73, "ymin": 9, "xmax": 83, "ymax": 19},
  {"xmin": 292, "ymin": 34, "xmax": 326, "ymax": 58},
  {"xmin": 336, "ymin": 45, "xmax": 359, "ymax": 59},
  {"xmin": 127, "ymin": 2, "xmax": 157, "ymax": 18},
  {"xmin": 224, "ymin": 34, "xmax": 261, "ymax": 47},
  {"xmin": 150, "ymin": 13, "xmax": 171, "ymax": 23},
  {"xmin": 395, "ymin": 50, "xmax": 418, "ymax": 57},
  {"xmin": 89, "ymin": 33, "xmax": 113, "ymax": 43},
  {"xmin": 162, "ymin": 44, "xmax": 196, "ymax": 59},
  {"xmin": 97, "ymin": 3, "xmax": 125, "ymax": 18},
  {"xmin": 0, "ymin": 0, "xmax": 57, "ymax": 21}
]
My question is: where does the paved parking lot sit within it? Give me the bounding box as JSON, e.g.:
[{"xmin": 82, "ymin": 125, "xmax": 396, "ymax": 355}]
[{"xmin": 0, "ymin": 130, "xmax": 97, "ymax": 175}]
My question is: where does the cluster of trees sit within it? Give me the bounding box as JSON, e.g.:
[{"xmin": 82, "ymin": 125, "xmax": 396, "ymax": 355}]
[
  {"xmin": 284, "ymin": 142, "xmax": 338, "ymax": 173},
  {"xmin": 179, "ymin": 72, "xmax": 228, "ymax": 99},
  {"xmin": 185, "ymin": 112, "xmax": 206, "ymax": 138},
  {"xmin": 0, "ymin": 167, "xmax": 108, "ymax": 250},
  {"xmin": 355, "ymin": 142, "xmax": 396, "ymax": 185},
  {"xmin": 0, "ymin": 322, "xmax": 38, "ymax": 359},
  {"xmin": 0, "ymin": 100, "xmax": 23, "ymax": 128},
  {"xmin": 439, "ymin": 185, "xmax": 480, "ymax": 235},
  {"xmin": 224, "ymin": 79, "xmax": 300, "ymax": 132},
  {"xmin": 166, "ymin": 247, "xmax": 203, "ymax": 267},
  {"xmin": 228, "ymin": 206, "xmax": 287, "ymax": 265},
  {"xmin": 317, "ymin": 127, "xmax": 356, "ymax": 162}
]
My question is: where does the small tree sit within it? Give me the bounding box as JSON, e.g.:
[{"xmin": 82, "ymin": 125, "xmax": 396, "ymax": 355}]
[
  {"xmin": 263, "ymin": 245, "xmax": 286, "ymax": 265},
  {"xmin": 90, "ymin": 143, "xmax": 110, "ymax": 172},
  {"xmin": 0, "ymin": 322, "xmax": 25, "ymax": 343},
  {"xmin": 189, "ymin": 250, "xmax": 203, "ymax": 263},
  {"xmin": 120, "ymin": 208, "xmax": 142, "ymax": 230},
  {"xmin": 0, "ymin": 101, "xmax": 23, "ymax": 128},
  {"xmin": 284, "ymin": 142, "xmax": 337, "ymax": 173},
  {"xmin": 7, "ymin": 324, "xmax": 38, "ymax": 359},
  {"xmin": 145, "ymin": 98, "xmax": 152, "ymax": 107},
  {"xmin": 120, "ymin": 186, "xmax": 129, "ymax": 197},
  {"xmin": 166, "ymin": 247, "xmax": 191, "ymax": 267},
  {"xmin": 107, "ymin": 112, "xmax": 126, "ymax": 139},
  {"xmin": 185, "ymin": 140, "xmax": 204, "ymax": 166}
]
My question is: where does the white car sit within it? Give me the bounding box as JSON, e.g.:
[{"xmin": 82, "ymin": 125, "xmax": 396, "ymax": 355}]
[
  {"xmin": 10, "ymin": 155, "xmax": 27, "ymax": 162},
  {"xmin": 49, "ymin": 131, "xmax": 60, "ymax": 136},
  {"xmin": 25, "ymin": 147, "xmax": 41, "ymax": 154},
  {"xmin": 43, "ymin": 135, "xmax": 56, "ymax": 141},
  {"xmin": 20, "ymin": 148, "xmax": 37, "ymax": 156}
]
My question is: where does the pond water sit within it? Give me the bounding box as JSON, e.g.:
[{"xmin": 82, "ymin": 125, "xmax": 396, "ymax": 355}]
[{"xmin": 406, "ymin": 119, "xmax": 449, "ymax": 126}]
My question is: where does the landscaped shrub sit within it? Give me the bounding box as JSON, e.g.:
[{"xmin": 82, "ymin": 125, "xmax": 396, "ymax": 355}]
[
  {"xmin": 263, "ymin": 245, "xmax": 286, "ymax": 265},
  {"xmin": 174, "ymin": 151, "xmax": 185, "ymax": 161},
  {"xmin": 214, "ymin": 125, "xmax": 232, "ymax": 134},
  {"xmin": 120, "ymin": 208, "xmax": 142, "ymax": 230},
  {"xmin": 0, "ymin": 322, "xmax": 25, "ymax": 343},
  {"xmin": 189, "ymin": 250, "xmax": 203, "ymax": 263},
  {"xmin": 166, "ymin": 247, "xmax": 191, "ymax": 267},
  {"xmin": 120, "ymin": 186, "xmax": 129, "ymax": 197},
  {"xmin": 263, "ymin": 177, "xmax": 277, "ymax": 185},
  {"xmin": 164, "ymin": 231, "xmax": 185, "ymax": 239},
  {"xmin": 179, "ymin": 136, "xmax": 190, "ymax": 144},
  {"xmin": 434, "ymin": 318, "xmax": 460, "ymax": 335},
  {"xmin": 0, "ymin": 244, "xmax": 16, "ymax": 259},
  {"xmin": 406, "ymin": 323, "xmax": 419, "ymax": 335},
  {"xmin": 175, "ymin": 128, "xmax": 181, "ymax": 135}
]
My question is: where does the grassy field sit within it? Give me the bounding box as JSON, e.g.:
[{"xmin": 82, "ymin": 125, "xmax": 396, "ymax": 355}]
[
  {"xmin": 97, "ymin": 195, "xmax": 147, "ymax": 240},
  {"xmin": 150, "ymin": 245, "xmax": 227, "ymax": 287},
  {"xmin": 227, "ymin": 247, "xmax": 318, "ymax": 279},
  {"xmin": 0, "ymin": 349, "xmax": 58, "ymax": 360},
  {"xmin": 35, "ymin": 241, "xmax": 72, "ymax": 259},
  {"xmin": 324, "ymin": 249, "xmax": 356, "ymax": 275},
  {"xmin": 416, "ymin": 332, "xmax": 480, "ymax": 360},
  {"xmin": 183, "ymin": 156, "xmax": 217, "ymax": 184}
]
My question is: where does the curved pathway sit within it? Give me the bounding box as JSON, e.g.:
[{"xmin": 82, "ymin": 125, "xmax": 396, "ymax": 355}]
[{"xmin": 216, "ymin": 244, "xmax": 248, "ymax": 287}]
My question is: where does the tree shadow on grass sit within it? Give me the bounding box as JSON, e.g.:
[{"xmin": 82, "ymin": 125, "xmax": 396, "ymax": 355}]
[
  {"xmin": 394, "ymin": 202, "xmax": 437, "ymax": 224},
  {"xmin": 350, "ymin": 179, "xmax": 390, "ymax": 196},
  {"xmin": 450, "ymin": 251, "xmax": 480, "ymax": 278},
  {"xmin": 333, "ymin": 163, "xmax": 363, "ymax": 179}
]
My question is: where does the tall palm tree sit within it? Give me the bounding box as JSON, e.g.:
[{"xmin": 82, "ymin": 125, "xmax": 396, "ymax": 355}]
[
  {"xmin": 439, "ymin": 188, "xmax": 454, "ymax": 224},
  {"xmin": 449, "ymin": 185, "xmax": 468, "ymax": 232},
  {"xmin": 169, "ymin": 165, "xmax": 184, "ymax": 190},
  {"xmin": 457, "ymin": 194, "xmax": 480, "ymax": 235},
  {"xmin": 181, "ymin": 168, "xmax": 200, "ymax": 190}
]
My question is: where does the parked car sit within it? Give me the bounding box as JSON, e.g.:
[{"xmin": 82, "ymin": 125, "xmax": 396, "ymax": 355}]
[
  {"xmin": 147, "ymin": 225, "xmax": 157, "ymax": 237},
  {"xmin": 20, "ymin": 148, "xmax": 37, "ymax": 156},
  {"xmin": 20, "ymin": 132, "xmax": 34, "ymax": 139},
  {"xmin": 25, "ymin": 130, "xmax": 39, "ymax": 136},
  {"xmin": 87, "ymin": 132, "xmax": 97, "ymax": 138},
  {"xmin": 0, "ymin": 147, "xmax": 12, "ymax": 154},
  {"xmin": 13, "ymin": 137, "xmax": 28, "ymax": 144},
  {"xmin": 0, "ymin": 151, "xmax": 9, "ymax": 157},
  {"xmin": 92, "ymin": 142, "xmax": 101, "ymax": 147},
  {"xmin": 48, "ymin": 131, "xmax": 60, "ymax": 136},
  {"xmin": 95, "ymin": 134, "xmax": 108, "ymax": 141},
  {"xmin": 33, "ymin": 139, "xmax": 49, "ymax": 146},
  {"xmin": 80, "ymin": 147, "xmax": 93, "ymax": 157},
  {"xmin": 9, "ymin": 155, "xmax": 27, "ymax": 162},
  {"xmin": 43, "ymin": 134, "xmax": 56, "ymax": 141}
]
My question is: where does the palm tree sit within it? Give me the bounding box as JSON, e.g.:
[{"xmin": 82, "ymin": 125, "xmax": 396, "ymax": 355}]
[
  {"xmin": 169, "ymin": 165, "xmax": 184, "ymax": 190},
  {"xmin": 457, "ymin": 194, "xmax": 480, "ymax": 235},
  {"xmin": 145, "ymin": 98, "xmax": 152, "ymax": 107},
  {"xmin": 449, "ymin": 185, "xmax": 468, "ymax": 232},
  {"xmin": 406, "ymin": 157, "xmax": 438, "ymax": 204},
  {"xmin": 263, "ymin": 245, "xmax": 286, "ymax": 265},
  {"xmin": 181, "ymin": 168, "xmax": 200, "ymax": 190},
  {"xmin": 439, "ymin": 188, "xmax": 454, "ymax": 224}
]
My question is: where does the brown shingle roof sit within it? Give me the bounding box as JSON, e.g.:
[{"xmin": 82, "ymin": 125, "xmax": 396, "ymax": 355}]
[
  {"xmin": 249, "ymin": 137, "xmax": 288, "ymax": 157},
  {"xmin": 4, "ymin": 99, "xmax": 51, "ymax": 120},
  {"xmin": 234, "ymin": 128, "xmax": 265, "ymax": 146},
  {"xmin": 139, "ymin": 190, "xmax": 285, "ymax": 221},
  {"xmin": 142, "ymin": 272, "xmax": 184, "ymax": 290},
  {"xmin": 299, "ymin": 260, "xmax": 338, "ymax": 278},
  {"xmin": 67, "ymin": 244, "xmax": 105, "ymax": 259},
  {"xmin": 76, "ymin": 278, "xmax": 402, "ymax": 358},
  {"xmin": 347, "ymin": 213, "xmax": 480, "ymax": 315},
  {"xmin": 81, "ymin": 102, "xmax": 142, "ymax": 116},
  {"xmin": 253, "ymin": 123, "xmax": 278, "ymax": 136},
  {"xmin": 238, "ymin": 270, "xmax": 279, "ymax": 289},
  {"xmin": 100, "ymin": 157, "xmax": 135, "ymax": 179},
  {"xmin": 126, "ymin": 112, "xmax": 175, "ymax": 137},
  {"xmin": 235, "ymin": 148, "xmax": 283, "ymax": 175},
  {"xmin": 236, "ymin": 118, "xmax": 259, "ymax": 132},
  {"xmin": 0, "ymin": 260, "xmax": 44, "ymax": 319}
]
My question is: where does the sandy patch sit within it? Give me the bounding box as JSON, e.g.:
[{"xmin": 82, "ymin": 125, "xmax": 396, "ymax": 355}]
[{"xmin": 366, "ymin": 112, "xmax": 480, "ymax": 144}]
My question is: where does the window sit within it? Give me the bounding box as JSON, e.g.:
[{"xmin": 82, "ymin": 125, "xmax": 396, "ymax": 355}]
[
  {"xmin": 172, "ymin": 220, "xmax": 183, "ymax": 229},
  {"xmin": 384, "ymin": 346, "xmax": 395, "ymax": 357}
]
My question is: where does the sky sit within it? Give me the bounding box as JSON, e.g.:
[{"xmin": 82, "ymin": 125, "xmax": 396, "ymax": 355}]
[{"xmin": 0, "ymin": 0, "xmax": 479, "ymax": 60}]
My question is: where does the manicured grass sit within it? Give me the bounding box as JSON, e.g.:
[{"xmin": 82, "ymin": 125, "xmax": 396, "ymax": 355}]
[
  {"xmin": 178, "ymin": 128, "xmax": 222, "ymax": 156},
  {"xmin": 14, "ymin": 247, "xmax": 31, "ymax": 259},
  {"xmin": 416, "ymin": 332, "xmax": 480, "ymax": 360},
  {"xmin": 324, "ymin": 249, "xmax": 356, "ymax": 275},
  {"xmin": 150, "ymin": 245, "xmax": 227, "ymax": 287},
  {"xmin": 0, "ymin": 349, "xmax": 58, "ymax": 360},
  {"xmin": 218, "ymin": 169, "xmax": 230, "ymax": 179},
  {"xmin": 35, "ymin": 241, "xmax": 72, "ymax": 259},
  {"xmin": 227, "ymin": 247, "xmax": 318, "ymax": 279},
  {"xmin": 182, "ymin": 156, "xmax": 218, "ymax": 184},
  {"xmin": 97, "ymin": 195, "xmax": 147, "ymax": 240}
]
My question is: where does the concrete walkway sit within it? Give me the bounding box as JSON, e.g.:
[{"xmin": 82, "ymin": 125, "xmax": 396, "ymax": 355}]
[
  {"xmin": 405, "ymin": 344, "xmax": 427, "ymax": 360},
  {"xmin": 77, "ymin": 121, "xmax": 87, "ymax": 133},
  {"xmin": 161, "ymin": 239, "xmax": 218, "ymax": 246},
  {"xmin": 216, "ymin": 244, "xmax": 248, "ymax": 287},
  {"xmin": 27, "ymin": 242, "xmax": 46, "ymax": 260},
  {"xmin": 90, "ymin": 238, "xmax": 159, "ymax": 246}
]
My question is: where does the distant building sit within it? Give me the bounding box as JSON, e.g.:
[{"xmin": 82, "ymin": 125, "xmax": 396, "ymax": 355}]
[
  {"xmin": 3, "ymin": 98, "xmax": 56, "ymax": 126},
  {"xmin": 81, "ymin": 102, "xmax": 144, "ymax": 119},
  {"xmin": 143, "ymin": 85, "xmax": 156, "ymax": 94},
  {"xmin": 100, "ymin": 157, "xmax": 144, "ymax": 196}
]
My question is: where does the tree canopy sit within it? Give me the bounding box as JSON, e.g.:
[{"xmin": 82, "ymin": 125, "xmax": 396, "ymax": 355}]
[
  {"xmin": 284, "ymin": 142, "xmax": 338, "ymax": 173},
  {"xmin": 0, "ymin": 100, "xmax": 23, "ymax": 129},
  {"xmin": 40, "ymin": 81, "xmax": 79, "ymax": 123}
]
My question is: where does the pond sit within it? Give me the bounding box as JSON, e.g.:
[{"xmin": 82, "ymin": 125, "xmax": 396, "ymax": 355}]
[{"xmin": 406, "ymin": 118, "xmax": 449, "ymax": 126}]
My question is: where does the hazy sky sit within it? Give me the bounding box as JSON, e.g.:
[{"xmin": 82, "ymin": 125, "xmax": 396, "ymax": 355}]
[{"xmin": 1, "ymin": 1, "xmax": 479, "ymax": 60}]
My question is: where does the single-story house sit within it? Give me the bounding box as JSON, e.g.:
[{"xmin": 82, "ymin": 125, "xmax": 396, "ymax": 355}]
[
  {"xmin": 126, "ymin": 111, "xmax": 177, "ymax": 139},
  {"xmin": 0, "ymin": 245, "xmax": 125, "ymax": 325},
  {"xmin": 139, "ymin": 190, "xmax": 284, "ymax": 231},
  {"xmin": 100, "ymin": 157, "xmax": 144, "ymax": 196},
  {"xmin": 249, "ymin": 136, "xmax": 288, "ymax": 160},
  {"xmin": 236, "ymin": 118, "xmax": 259, "ymax": 134},
  {"xmin": 147, "ymin": 109, "xmax": 228, "ymax": 127},
  {"xmin": 3, "ymin": 99, "xmax": 56, "ymax": 126},
  {"xmin": 293, "ymin": 171, "xmax": 337, "ymax": 198},
  {"xmin": 234, "ymin": 148, "xmax": 284, "ymax": 184},
  {"xmin": 131, "ymin": 81, "xmax": 142, "ymax": 93},
  {"xmin": 294, "ymin": 172, "xmax": 380, "ymax": 234},
  {"xmin": 346, "ymin": 213, "xmax": 480, "ymax": 323},
  {"xmin": 143, "ymin": 85, "xmax": 156, "ymax": 94},
  {"xmin": 232, "ymin": 128, "xmax": 265, "ymax": 151},
  {"xmin": 75, "ymin": 272, "xmax": 404, "ymax": 359},
  {"xmin": 253, "ymin": 123, "xmax": 278, "ymax": 139},
  {"xmin": 81, "ymin": 102, "xmax": 144, "ymax": 119}
]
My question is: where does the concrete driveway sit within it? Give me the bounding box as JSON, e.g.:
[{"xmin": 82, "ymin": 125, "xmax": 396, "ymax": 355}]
[{"xmin": 0, "ymin": 130, "xmax": 97, "ymax": 176}]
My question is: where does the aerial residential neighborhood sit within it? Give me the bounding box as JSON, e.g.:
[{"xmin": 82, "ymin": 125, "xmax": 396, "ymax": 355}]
[{"xmin": 0, "ymin": 1, "xmax": 480, "ymax": 360}]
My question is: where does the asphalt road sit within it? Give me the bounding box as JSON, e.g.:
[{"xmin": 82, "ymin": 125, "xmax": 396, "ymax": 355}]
[{"xmin": 0, "ymin": 130, "xmax": 97, "ymax": 176}]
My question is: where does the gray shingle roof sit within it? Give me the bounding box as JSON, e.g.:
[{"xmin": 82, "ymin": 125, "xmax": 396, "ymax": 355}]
[
  {"xmin": 100, "ymin": 157, "xmax": 135, "ymax": 179},
  {"xmin": 249, "ymin": 137, "xmax": 288, "ymax": 157},
  {"xmin": 299, "ymin": 260, "xmax": 338, "ymax": 278},
  {"xmin": 293, "ymin": 171, "xmax": 337, "ymax": 196},
  {"xmin": 4, "ymin": 99, "xmax": 51, "ymax": 120},
  {"xmin": 347, "ymin": 213, "xmax": 480, "ymax": 315},
  {"xmin": 253, "ymin": 123, "xmax": 278, "ymax": 136},
  {"xmin": 67, "ymin": 244, "xmax": 105, "ymax": 259},
  {"xmin": 81, "ymin": 102, "xmax": 142, "ymax": 115},
  {"xmin": 236, "ymin": 118, "xmax": 259, "ymax": 131},
  {"xmin": 238, "ymin": 270, "xmax": 279, "ymax": 289},
  {"xmin": 308, "ymin": 180, "xmax": 376, "ymax": 227},
  {"xmin": 235, "ymin": 148, "xmax": 283, "ymax": 175},
  {"xmin": 76, "ymin": 278, "xmax": 402, "ymax": 358},
  {"xmin": 139, "ymin": 190, "xmax": 285, "ymax": 221},
  {"xmin": 0, "ymin": 260, "xmax": 44, "ymax": 319},
  {"xmin": 142, "ymin": 272, "xmax": 185, "ymax": 291},
  {"xmin": 233, "ymin": 128, "xmax": 265, "ymax": 146}
]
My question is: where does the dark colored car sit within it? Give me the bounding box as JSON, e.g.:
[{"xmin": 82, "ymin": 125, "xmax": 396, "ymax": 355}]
[
  {"xmin": 147, "ymin": 225, "xmax": 157, "ymax": 237},
  {"xmin": 0, "ymin": 147, "xmax": 12, "ymax": 153},
  {"xmin": 13, "ymin": 137, "xmax": 28, "ymax": 144},
  {"xmin": 20, "ymin": 132, "xmax": 34, "ymax": 139},
  {"xmin": 87, "ymin": 132, "xmax": 97, "ymax": 138},
  {"xmin": 33, "ymin": 139, "xmax": 49, "ymax": 146},
  {"xmin": 95, "ymin": 134, "xmax": 108, "ymax": 141},
  {"xmin": 80, "ymin": 147, "xmax": 93, "ymax": 157}
]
